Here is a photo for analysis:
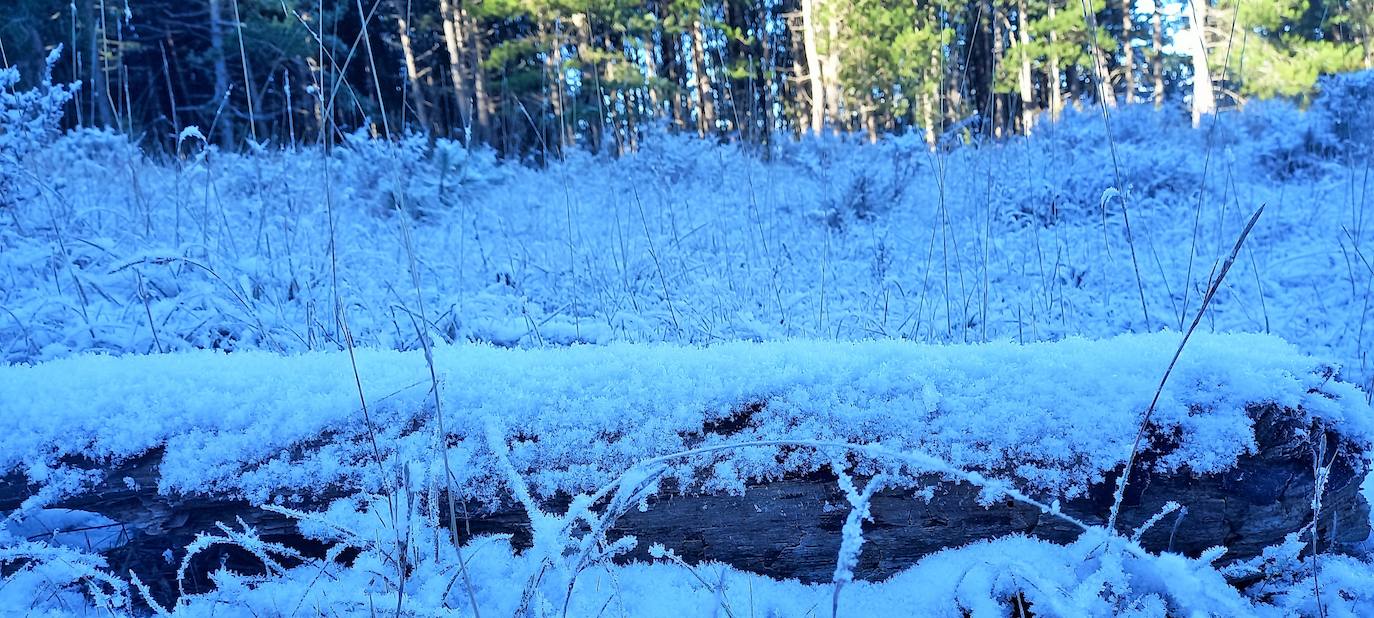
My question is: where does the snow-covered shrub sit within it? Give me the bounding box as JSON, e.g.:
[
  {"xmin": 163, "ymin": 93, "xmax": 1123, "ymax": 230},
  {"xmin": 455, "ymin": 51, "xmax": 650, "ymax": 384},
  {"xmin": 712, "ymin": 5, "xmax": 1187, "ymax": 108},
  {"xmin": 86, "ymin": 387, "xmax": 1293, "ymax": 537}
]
[
  {"xmin": 1221, "ymin": 100, "xmax": 1339, "ymax": 179},
  {"xmin": 335, "ymin": 129, "xmax": 432, "ymax": 215},
  {"xmin": 1, "ymin": 46, "xmax": 78, "ymax": 210},
  {"xmin": 1098, "ymin": 102, "xmax": 1192, "ymax": 145},
  {"xmin": 1039, "ymin": 106, "xmax": 1114, "ymax": 151},
  {"xmin": 0, "ymin": 47, "xmax": 76, "ymax": 157},
  {"xmin": 1312, "ymin": 69, "xmax": 1374, "ymax": 155},
  {"xmin": 776, "ymin": 132, "xmax": 924, "ymax": 229},
  {"xmin": 333, "ymin": 130, "xmax": 505, "ymax": 218},
  {"xmin": 627, "ymin": 127, "xmax": 738, "ymax": 184},
  {"xmin": 0, "ymin": 540, "xmax": 130, "ymax": 613},
  {"xmin": 1001, "ymin": 114, "xmax": 1203, "ymax": 227}
]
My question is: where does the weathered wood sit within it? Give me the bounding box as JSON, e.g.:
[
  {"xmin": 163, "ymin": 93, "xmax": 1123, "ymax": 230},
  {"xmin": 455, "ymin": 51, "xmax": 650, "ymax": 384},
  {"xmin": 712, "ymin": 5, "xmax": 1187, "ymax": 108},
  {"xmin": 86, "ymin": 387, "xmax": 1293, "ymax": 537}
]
[
  {"xmin": 1, "ymin": 404, "xmax": 1367, "ymax": 610},
  {"xmin": 464, "ymin": 404, "xmax": 1368, "ymax": 583}
]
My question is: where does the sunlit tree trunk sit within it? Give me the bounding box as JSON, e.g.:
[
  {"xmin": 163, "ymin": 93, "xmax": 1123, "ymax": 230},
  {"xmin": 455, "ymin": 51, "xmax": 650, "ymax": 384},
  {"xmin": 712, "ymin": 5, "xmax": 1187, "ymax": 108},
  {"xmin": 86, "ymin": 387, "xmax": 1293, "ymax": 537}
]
[
  {"xmin": 823, "ymin": 9, "xmax": 843, "ymax": 133},
  {"xmin": 992, "ymin": 4, "xmax": 1007, "ymax": 136},
  {"xmin": 1152, "ymin": 0, "xmax": 1165, "ymax": 107},
  {"xmin": 862, "ymin": 95, "xmax": 877, "ymax": 142},
  {"xmin": 1186, "ymin": 0, "xmax": 1215, "ymax": 127},
  {"xmin": 1048, "ymin": 0, "xmax": 1063, "ymax": 120},
  {"xmin": 643, "ymin": 36, "xmax": 661, "ymax": 114},
  {"xmin": 394, "ymin": 9, "xmax": 430, "ymax": 133},
  {"xmin": 546, "ymin": 25, "xmax": 567, "ymax": 148},
  {"xmin": 801, "ymin": 0, "xmax": 824, "ymax": 134},
  {"xmin": 690, "ymin": 17, "xmax": 716, "ymax": 136},
  {"xmin": 439, "ymin": 0, "xmax": 471, "ymax": 140},
  {"xmin": 1122, "ymin": 0, "xmax": 1136, "ymax": 103},
  {"xmin": 1018, "ymin": 0, "xmax": 1035, "ymax": 133},
  {"xmin": 923, "ymin": 15, "xmax": 940, "ymax": 146}
]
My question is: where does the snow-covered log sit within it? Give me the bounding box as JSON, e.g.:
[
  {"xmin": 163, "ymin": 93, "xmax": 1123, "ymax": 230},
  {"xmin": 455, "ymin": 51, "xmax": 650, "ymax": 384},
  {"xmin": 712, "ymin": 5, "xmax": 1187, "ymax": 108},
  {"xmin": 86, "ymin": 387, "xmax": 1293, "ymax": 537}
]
[
  {"xmin": 0, "ymin": 401, "xmax": 1367, "ymax": 605},
  {"xmin": 1, "ymin": 333, "xmax": 1371, "ymax": 607}
]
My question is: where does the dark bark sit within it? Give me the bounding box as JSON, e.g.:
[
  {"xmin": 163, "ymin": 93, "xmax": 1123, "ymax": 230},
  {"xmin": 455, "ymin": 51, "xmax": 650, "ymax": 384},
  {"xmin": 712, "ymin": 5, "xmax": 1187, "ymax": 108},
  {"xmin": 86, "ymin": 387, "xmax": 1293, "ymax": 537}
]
[
  {"xmin": 462, "ymin": 404, "xmax": 1368, "ymax": 583},
  {"xmin": 2, "ymin": 404, "xmax": 1366, "ymax": 610},
  {"xmin": 690, "ymin": 17, "xmax": 716, "ymax": 136},
  {"xmin": 207, "ymin": 0, "xmax": 231, "ymax": 146}
]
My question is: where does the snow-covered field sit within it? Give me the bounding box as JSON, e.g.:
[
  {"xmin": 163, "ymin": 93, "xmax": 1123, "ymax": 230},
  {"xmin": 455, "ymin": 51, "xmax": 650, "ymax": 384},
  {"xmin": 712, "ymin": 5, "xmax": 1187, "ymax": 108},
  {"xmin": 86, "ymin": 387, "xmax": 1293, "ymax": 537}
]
[{"xmin": 2, "ymin": 64, "xmax": 1374, "ymax": 615}]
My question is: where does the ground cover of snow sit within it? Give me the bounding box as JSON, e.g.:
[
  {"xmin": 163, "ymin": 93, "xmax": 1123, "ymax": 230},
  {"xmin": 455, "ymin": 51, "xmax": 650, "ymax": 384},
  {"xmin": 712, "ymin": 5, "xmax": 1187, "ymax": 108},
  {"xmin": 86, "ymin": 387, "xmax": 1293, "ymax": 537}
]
[
  {"xmin": 3, "ymin": 85, "xmax": 1373, "ymax": 399},
  {"xmin": 2, "ymin": 61, "xmax": 1373, "ymax": 615}
]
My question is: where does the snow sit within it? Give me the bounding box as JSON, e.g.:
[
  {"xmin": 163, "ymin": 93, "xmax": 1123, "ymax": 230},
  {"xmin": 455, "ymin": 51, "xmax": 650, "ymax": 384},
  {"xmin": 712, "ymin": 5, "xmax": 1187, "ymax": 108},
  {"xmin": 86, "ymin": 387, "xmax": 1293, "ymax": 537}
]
[
  {"xmin": 2, "ymin": 333, "xmax": 1366, "ymax": 511},
  {"xmin": 2, "ymin": 96, "xmax": 1373, "ymax": 402},
  {"xmin": 3, "ymin": 59, "xmax": 1374, "ymax": 616},
  {"xmin": 12, "ymin": 523, "xmax": 1355, "ymax": 617},
  {"xmin": 2, "ymin": 334, "xmax": 1371, "ymax": 615}
]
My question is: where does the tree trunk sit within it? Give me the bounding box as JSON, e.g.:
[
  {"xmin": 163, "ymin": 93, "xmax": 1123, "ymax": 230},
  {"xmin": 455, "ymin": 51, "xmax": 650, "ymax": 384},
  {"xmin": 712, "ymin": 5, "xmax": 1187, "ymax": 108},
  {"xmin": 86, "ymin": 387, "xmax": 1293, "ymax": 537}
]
[
  {"xmin": 1089, "ymin": 19, "xmax": 1116, "ymax": 108},
  {"xmin": 394, "ymin": 8, "xmax": 430, "ymax": 133},
  {"xmin": 1018, "ymin": 0, "xmax": 1035, "ymax": 134},
  {"xmin": 208, "ymin": 0, "xmax": 232, "ymax": 146},
  {"xmin": 823, "ymin": 9, "xmax": 843, "ymax": 133},
  {"xmin": 643, "ymin": 35, "xmax": 661, "ymax": 116},
  {"xmin": 467, "ymin": 10, "xmax": 490, "ymax": 142},
  {"xmin": 438, "ymin": 0, "xmax": 471, "ymax": 141},
  {"xmin": 945, "ymin": 57, "xmax": 963, "ymax": 127},
  {"xmin": 82, "ymin": 0, "xmax": 109, "ymax": 127},
  {"xmin": 1048, "ymin": 0, "xmax": 1063, "ymax": 120},
  {"xmin": 627, "ymin": 90, "xmax": 640, "ymax": 152},
  {"xmin": 581, "ymin": 18, "xmax": 605, "ymax": 151},
  {"xmin": 1186, "ymin": 0, "xmax": 1215, "ymax": 127},
  {"xmin": 862, "ymin": 96, "xmax": 877, "ymax": 142},
  {"xmin": 1068, "ymin": 64, "xmax": 1081, "ymax": 106},
  {"xmin": 971, "ymin": 0, "xmax": 995, "ymax": 137},
  {"xmin": 1122, "ymin": 0, "xmax": 1136, "ymax": 104},
  {"xmin": 690, "ymin": 18, "xmax": 716, "ymax": 137},
  {"xmin": 546, "ymin": 26, "xmax": 567, "ymax": 150},
  {"xmin": 664, "ymin": 31, "xmax": 687, "ymax": 130},
  {"xmin": 755, "ymin": 3, "xmax": 775, "ymax": 148},
  {"xmin": 924, "ymin": 39, "xmax": 939, "ymax": 146},
  {"xmin": 1152, "ymin": 1, "xmax": 1164, "ymax": 108},
  {"xmin": 801, "ymin": 0, "xmax": 825, "ymax": 134},
  {"xmin": 991, "ymin": 5, "xmax": 1007, "ymax": 137}
]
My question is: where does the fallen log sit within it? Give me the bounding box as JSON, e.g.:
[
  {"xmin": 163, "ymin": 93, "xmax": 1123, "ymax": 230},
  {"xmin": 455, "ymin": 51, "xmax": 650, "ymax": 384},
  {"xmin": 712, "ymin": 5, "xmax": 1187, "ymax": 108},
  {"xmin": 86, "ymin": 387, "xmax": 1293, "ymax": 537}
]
[
  {"xmin": 570, "ymin": 404, "xmax": 1369, "ymax": 584},
  {"xmin": 2, "ymin": 403, "xmax": 1367, "ymax": 610},
  {"xmin": 5, "ymin": 335, "xmax": 1374, "ymax": 613}
]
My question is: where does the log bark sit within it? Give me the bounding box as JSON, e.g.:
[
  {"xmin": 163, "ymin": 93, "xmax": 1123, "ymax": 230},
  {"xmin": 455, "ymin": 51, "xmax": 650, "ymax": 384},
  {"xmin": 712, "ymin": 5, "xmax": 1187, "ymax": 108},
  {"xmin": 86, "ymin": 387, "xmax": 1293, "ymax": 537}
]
[
  {"xmin": 464, "ymin": 405, "xmax": 1368, "ymax": 584},
  {"xmin": 2, "ymin": 404, "xmax": 1367, "ymax": 609}
]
